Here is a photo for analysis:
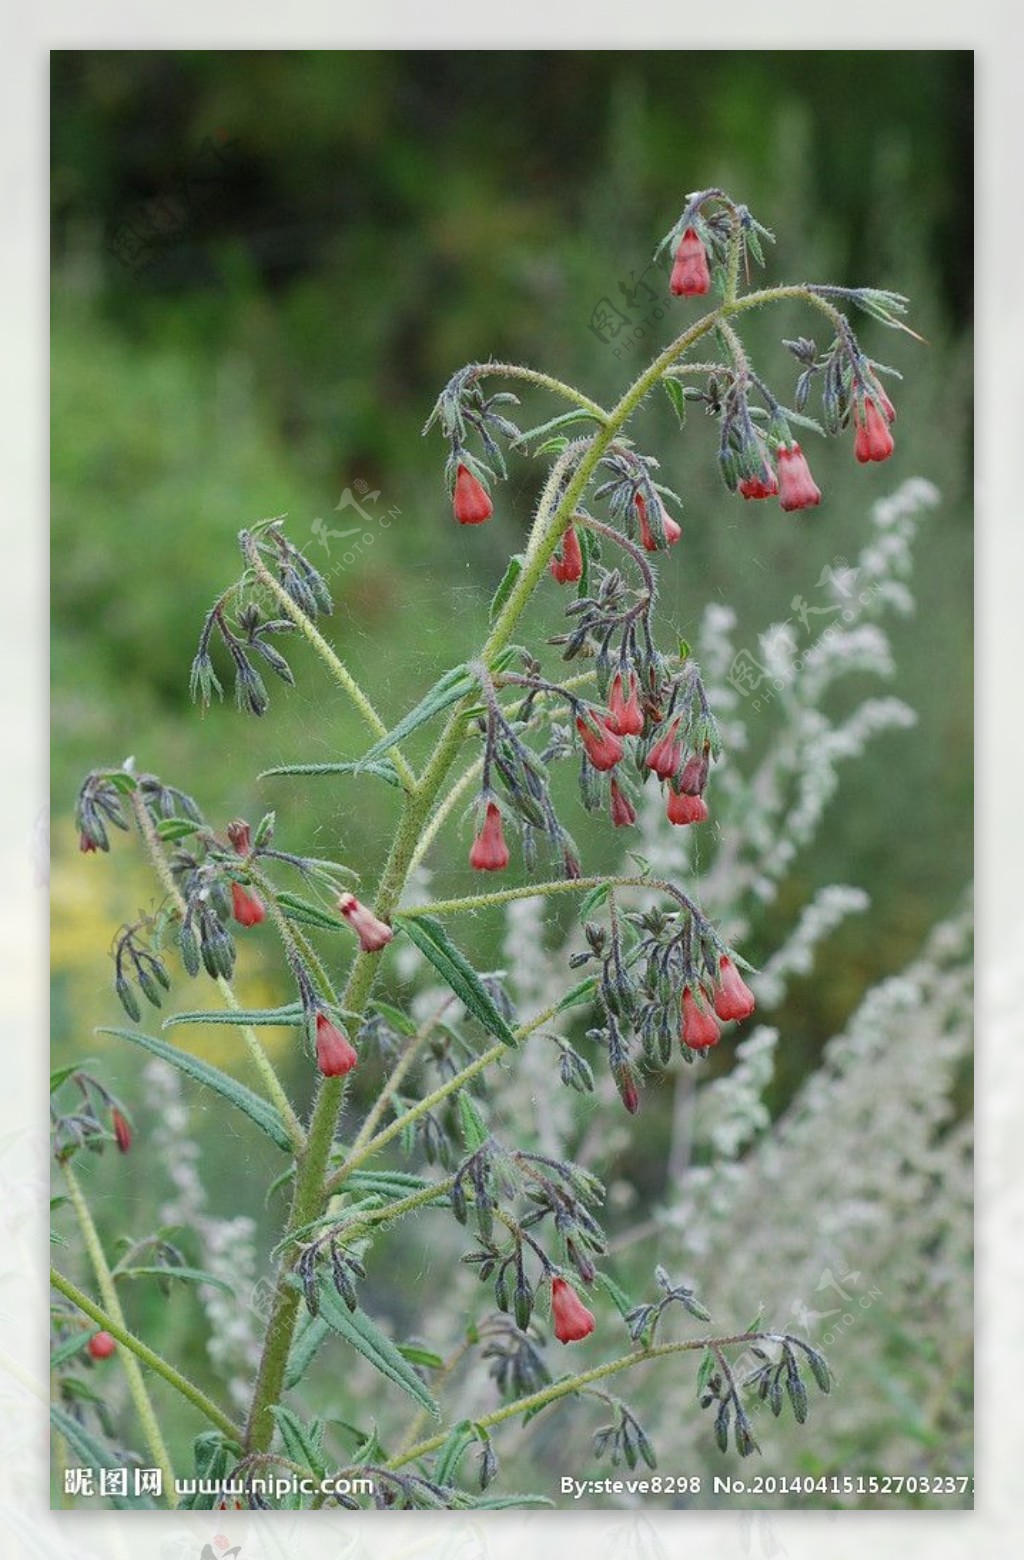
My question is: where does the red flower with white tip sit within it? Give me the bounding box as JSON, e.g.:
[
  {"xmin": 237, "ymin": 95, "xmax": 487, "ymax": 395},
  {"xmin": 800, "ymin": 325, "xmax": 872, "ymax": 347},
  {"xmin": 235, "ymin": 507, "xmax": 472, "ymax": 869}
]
[
  {"xmin": 337, "ymin": 893, "xmax": 394, "ymax": 952},
  {"xmin": 550, "ymin": 1276, "xmax": 596, "ymax": 1343},
  {"xmin": 776, "ymin": 443, "xmax": 822, "ymax": 512},
  {"xmin": 315, "ymin": 1013, "xmax": 358, "ymax": 1077},
  {"xmin": 453, "ymin": 463, "xmax": 493, "ymax": 525},
  {"xmin": 669, "ymin": 227, "xmax": 711, "ymax": 297},
  {"xmin": 681, "ymin": 988, "xmax": 721, "ymax": 1050},
  {"xmin": 550, "ymin": 524, "xmax": 583, "ymax": 584},
  {"xmin": 470, "ymin": 801, "xmax": 510, "ymax": 872},
  {"xmin": 713, "ymin": 956, "xmax": 756, "ymax": 1022},
  {"xmin": 231, "ymin": 882, "xmax": 266, "ymax": 927}
]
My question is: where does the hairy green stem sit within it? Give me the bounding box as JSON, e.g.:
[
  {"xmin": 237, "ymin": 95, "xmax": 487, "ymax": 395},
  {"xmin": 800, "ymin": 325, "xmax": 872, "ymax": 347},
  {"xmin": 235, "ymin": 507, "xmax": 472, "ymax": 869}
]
[
  {"xmin": 387, "ymin": 1331, "xmax": 767, "ymax": 1470},
  {"xmin": 59, "ymin": 1171, "xmax": 179, "ymax": 1498},
  {"xmin": 51, "ymin": 1263, "xmax": 240, "ymax": 1445},
  {"xmin": 478, "ymin": 362, "xmax": 609, "ymax": 421}
]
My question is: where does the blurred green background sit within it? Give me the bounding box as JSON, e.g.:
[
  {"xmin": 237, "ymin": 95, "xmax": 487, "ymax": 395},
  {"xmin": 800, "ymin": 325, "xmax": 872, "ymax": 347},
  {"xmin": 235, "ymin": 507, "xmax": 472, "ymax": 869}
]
[{"xmin": 51, "ymin": 49, "xmax": 972, "ymax": 1495}]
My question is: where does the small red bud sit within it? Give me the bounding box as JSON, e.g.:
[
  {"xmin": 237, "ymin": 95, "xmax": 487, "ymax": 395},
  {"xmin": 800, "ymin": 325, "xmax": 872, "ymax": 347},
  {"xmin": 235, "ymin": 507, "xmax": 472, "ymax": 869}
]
[
  {"xmin": 550, "ymin": 1276, "xmax": 596, "ymax": 1344},
  {"xmin": 315, "ymin": 1012, "xmax": 358, "ymax": 1077},
  {"xmin": 713, "ymin": 956, "xmax": 757, "ymax": 1022},
  {"xmin": 609, "ymin": 778, "xmax": 637, "ymax": 829},
  {"xmin": 606, "ymin": 671, "xmax": 644, "ymax": 737},
  {"xmin": 226, "ymin": 818, "xmax": 251, "ymax": 854},
  {"xmin": 453, "ymin": 463, "xmax": 493, "ymax": 525},
  {"xmin": 88, "ymin": 1330, "xmax": 116, "ymax": 1360},
  {"xmin": 470, "ymin": 802, "xmax": 510, "ymax": 872},
  {"xmin": 231, "ymin": 882, "xmax": 266, "ymax": 927},
  {"xmin": 550, "ymin": 523, "xmax": 583, "ymax": 584},
  {"xmin": 681, "ymin": 987, "xmax": 721, "ymax": 1050},
  {"xmin": 776, "ymin": 443, "xmax": 822, "ymax": 512},
  {"xmin": 645, "ymin": 718, "xmax": 682, "ymax": 781},
  {"xmin": 678, "ymin": 751, "xmax": 709, "ymax": 796},
  {"xmin": 669, "ymin": 227, "xmax": 711, "ymax": 297},
  {"xmin": 336, "ymin": 893, "xmax": 394, "ymax": 952},
  {"xmin": 111, "ymin": 1108, "xmax": 132, "ymax": 1154},
  {"xmin": 634, "ymin": 492, "xmax": 682, "ymax": 551},
  {"xmin": 79, "ymin": 832, "xmax": 98, "ymax": 854},
  {"xmin": 853, "ymin": 397, "xmax": 896, "ymax": 464},
  {"xmin": 576, "ymin": 714, "xmax": 624, "ymax": 772}
]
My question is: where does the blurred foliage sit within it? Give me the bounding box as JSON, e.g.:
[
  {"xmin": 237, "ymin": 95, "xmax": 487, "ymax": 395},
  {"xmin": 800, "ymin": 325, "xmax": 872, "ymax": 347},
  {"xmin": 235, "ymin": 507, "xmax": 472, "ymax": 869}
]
[{"xmin": 50, "ymin": 51, "xmax": 972, "ymax": 1489}]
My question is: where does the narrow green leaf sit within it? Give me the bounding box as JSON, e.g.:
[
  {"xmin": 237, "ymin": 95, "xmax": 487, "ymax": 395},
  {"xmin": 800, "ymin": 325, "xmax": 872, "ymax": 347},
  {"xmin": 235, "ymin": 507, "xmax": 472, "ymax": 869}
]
[
  {"xmin": 433, "ymin": 1419, "xmax": 475, "ymax": 1487},
  {"xmin": 312, "ymin": 1280, "xmax": 441, "ymax": 1419},
  {"xmin": 114, "ymin": 1265, "xmax": 235, "ymax": 1295},
  {"xmin": 284, "ymin": 1313, "xmax": 330, "ymax": 1390},
  {"xmin": 156, "ymin": 817, "xmax": 202, "ymax": 842},
  {"xmin": 269, "ymin": 1405, "xmax": 327, "ymax": 1479},
  {"xmin": 489, "ymin": 555, "xmax": 524, "ymax": 625},
  {"xmin": 163, "ymin": 1003, "xmax": 304, "ymax": 1029},
  {"xmin": 457, "ymin": 1091, "xmax": 489, "ymax": 1151},
  {"xmin": 512, "ymin": 408, "xmax": 599, "ymax": 448},
  {"xmin": 50, "ymin": 1062, "xmax": 87, "ymax": 1093},
  {"xmin": 593, "ymin": 1269, "xmax": 633, "ymax": 1320},
  {"xmin": 99, "ymin": 1027, "xmax": 291, "ymax": 1151},
  {"xmin": 276, "ymin": 892, "xmax": 345, "ymax": 933},
  {"xmin": 579, "ymin": 882, "xmax": 612, "ymax": 919},
  {"xmin": 353, "ymin": 664, "xmax": 476, "ymax": 770},
  {"xmin": 696, "ymin": 1346, "xmax": 716, "ymax": 1397},
  {"xmin": 397, "ymin": 1344, "xmax": 444, "ymax": 1369},
  {"xmin": 371, "ymin": 1000, "xmax": 418, "ymax": 1037},
  {"xmin": 259, "ymin": 759, "xmax": 403, "ymax": 788},
  {"xmin": 50, "ymin": 1405, "xmax": 155, "ymax": 1508},
  {"xmin": 396, "ymin": 916, "xmax": 518, "ymax": 1047},
  {"xmin": 555, "ymin": 975, "xmax": 598, "ymax": 1013},
  {"xmin": 345, "ymin": 1169, "xmax": 432, "ymax": 1198},
  {"xmin": 50, "ymin": 1332, "xmax": 93, "ymax": 1368},
  {"xmin": 475, "ymin": 1494, "xmax": 556, "ymax": 1509},
  {"xmin": 662, "ymin": 375, "xmax": 688, "ymax": 427}
]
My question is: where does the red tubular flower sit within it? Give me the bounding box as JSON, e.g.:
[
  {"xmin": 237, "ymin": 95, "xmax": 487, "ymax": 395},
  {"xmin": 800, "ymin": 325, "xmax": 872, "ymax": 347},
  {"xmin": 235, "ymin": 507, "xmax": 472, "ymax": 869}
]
[
  {"xmin": 681, "ymin": 987, "xmax": 721, "ymax": 1050},
  {"xmin": 678, "ymin": 750, "xmax": 709, "ymax": 796},
  {"xmin": 776, "ymin": 443, "xmax": 822, "ymax": 512},
  {"xmin": 874, "ymin": 386, "xmax": 897, "ymax": 424},
  {"xmin": 634, "ymin": 493, "xmax": 682, "ymax": 551},
  {"xmin": 669, "ymin": 227, "xmax": 711, "ymax": 297},
  {"xmin": 645, "ymin": 717, "xmax": 682, "ymax": 780},
  {"xmin": 738, "ymin": 470, "xmax": 779, "ymax": 500},
  {"xmin": 576, "ymin": 714, "xmax": 624, "ymax": 772},
  {"xmin": 337, "ymin": 892, "xmax": 394, "ymax": 952},
  {"xmin": 88, "ymin": 1331, "xmax": 116, "ymax": 1360},
  {"xmin": 666, "ymin": 787, "xmax": 709, "ymax": 826},
  {"xmin": 315, "ymin": 1013, "xmax": 358, "ymax": 1077},
  {"xmin": 606, "ymin": 671, "xmax": 644, "ymax": 737},
  {"xmin": 453, "ymin": 463, "xmax": 493, "ymax": 525},
  {"xmin": 231, "ymin": 882, "xmax": 266, "ymax": 928},
  {"xmin": 551, "ymin": 1276, "xmax": 596, "ymax": 1344},
  {"xmin": 111, "ymin": 1108, "xmax": 132, "ymax": 1155},
  {"xmin": 550, "ymin": 523, "xmax": 583, "ymax": 584},
  {"xmin": 609, "ymin": 778, "xmax": 637, "ymax": 828},
  {"xmin": 470, "ymin": 802, "xmax": 510, "ymax": 871},
  {"xmin": 853, "ymin": 397, "xmax": 896, "ymax": 464},
  {"xmin": 713, "ymin": 956, "xmax": 756, "ymax": 1022}
]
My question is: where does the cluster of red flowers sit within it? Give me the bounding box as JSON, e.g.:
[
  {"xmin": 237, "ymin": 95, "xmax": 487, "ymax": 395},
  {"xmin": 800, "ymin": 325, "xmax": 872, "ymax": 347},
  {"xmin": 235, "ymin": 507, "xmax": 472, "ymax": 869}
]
[{"xmin": 680, "ymin": 957, "xmax": 756, "ymax": 1052}]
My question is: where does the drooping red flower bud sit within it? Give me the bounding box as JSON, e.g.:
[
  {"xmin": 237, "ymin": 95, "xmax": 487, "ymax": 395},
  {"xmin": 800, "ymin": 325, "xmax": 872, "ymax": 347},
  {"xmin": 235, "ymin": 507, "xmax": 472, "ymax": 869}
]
[
  {"xmin": 315, "ymin": 1012, "xmax": 358, "ymax": 1077},
  {"xmin": 231, "ymin": 882, "xmax": 266, "ymax": 928},
  {"xmin": 613, "ymin": 1063, "xmax": 640, "ymax": 1114},
  {"xmin": 669, "ymin": 227, "xmax": 711, "ymax": 297},
  {"xmin": 111, "ymin": 1108, "xmax": 132, "ymax": 1155},
  {"xmin": 678, "ymin": 750, "xmax": 709, "ymax": 796},
  {"xmin": 681, "ymin": 987, "xmax": 721, "ymax": 1050},
  {"xmin": 550, "ymin": 523, "xmax": 583, "ymax": 584},
  {"xmin": 606, "ymin": 671, "xmax": 645, "ymax": 737},
  {"xmin": 713, "ymin": 956, "xmax": 756, "ymax": 1022},
  {"xmin": 226, "ymin": 818, "xmax": 251, "ymax": 854},
  {"xmin": 88, "ymin": 1330, "xmax": 116, "ymax": 1360},
  {"xmin": 738, "ymin": 469, "xmax": 780, "ymax": 500},
  {"xmin": 79, "ymin": 832, "xmax": 98, "ymax": 854},
  {"xmin": 609, "ymin": 778, "xmax": 637, "ymax": 829},
  {"xmin": 645, "ymin": 717, "xmax": 682, "ymax": 780},
  {"xmin": 550, "ymin": 1276, "xmax": 596, "ymax": 1344},
  {"xmin": 469, "ymin": 801, "xmax": 510, "ymax": 872},
  {"xmin": 576, "ymin": 714, "xmax": 624, "ymax": 772},
  {"xmin": 874, "ymin": 386, "xmax": 897, "ymax": 424},
  {"xmin": 336, "ymin": 892, "xmax": 394, "ymax": 952},
  {"xmin": 634, "ymin": 493, "xmax": 682, "ymax": 551},
  {"xmin": 453, "ymin": 463, "xmax": 493, "ymax": 525},
  {"xmin": 776, "ymin": 443, "xmax": 822, "ymax": 512},
  {"xmin": 853, "ymin": 397, "xmax": 896, "ymax": 464},
  {"xmin": 666, "ymin": 787, "xmax": 710, "ymax": 826}
]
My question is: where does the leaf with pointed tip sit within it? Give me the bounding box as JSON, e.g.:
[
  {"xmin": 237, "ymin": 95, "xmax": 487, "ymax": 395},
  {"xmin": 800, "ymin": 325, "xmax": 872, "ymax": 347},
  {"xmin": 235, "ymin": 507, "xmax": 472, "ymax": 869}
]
[
  {"xmin": 310, "ymin": 1278, "xmax": 441, "ymax": 1419},
  {"xmin": 397, "ymin": 916, "xmax": 518, "ymax": 1048},
  {"xmin": 163, "ymin": 1003, "xmax": 305, "ymax": 1029},
  {"xmin": 50, "ymin": 1405, "xmax": 155, "ymax": 1507},
  {"xmin": 259, "ymin": 759, "xmax": 403, "ymax": 788}
]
